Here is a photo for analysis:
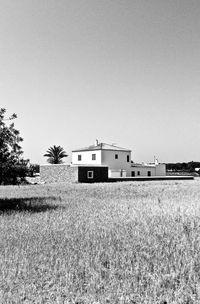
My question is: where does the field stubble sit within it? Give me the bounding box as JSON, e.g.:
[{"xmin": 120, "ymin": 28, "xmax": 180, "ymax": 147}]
[{"xmin": 0, "ymin": 179, "xmax": 200, "ymax": 303}]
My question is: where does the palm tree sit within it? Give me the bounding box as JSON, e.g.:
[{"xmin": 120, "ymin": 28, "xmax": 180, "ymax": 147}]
[{"xmin": 44, "ymin": 145, "xmax": 68, "ymax": 164}]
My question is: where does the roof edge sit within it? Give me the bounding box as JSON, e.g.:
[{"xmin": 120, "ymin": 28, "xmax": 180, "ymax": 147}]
[{"xmin": 72, "ymin": 148, "xmax": 131, "ymax": 153}]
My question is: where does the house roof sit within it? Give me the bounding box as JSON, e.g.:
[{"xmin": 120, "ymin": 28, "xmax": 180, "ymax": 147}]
[{"xmin": 72, "ymin": 142, "xmax": 131, "ymax": 152}]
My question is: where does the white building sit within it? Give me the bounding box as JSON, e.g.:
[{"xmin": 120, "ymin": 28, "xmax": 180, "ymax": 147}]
[
  {"xmin": 130, "ymin": 163, "xmax": 166, "ymax": 177},
  {"xmin": 72, "ymin": 140, "xmax": 166, "ymax": 178}
]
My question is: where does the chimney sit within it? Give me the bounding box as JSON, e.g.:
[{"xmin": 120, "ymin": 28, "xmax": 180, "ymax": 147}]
[
  {"xmin": 154, "ymin": 156, "xmax": 159, "ymax": 165},
  {"xmin": 95, "ymin": 139, "xmax": 98, "ymax": 146}
]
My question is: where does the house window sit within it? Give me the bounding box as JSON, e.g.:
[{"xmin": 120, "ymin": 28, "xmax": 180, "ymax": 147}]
[
  {"xmin": 78, "ymin": 154, "xmax": 82, "ymax": 161},
  {"xmin": 115, "ymin": 154, "xmax": 118, "ymax": 159},
  {"xmin": 137, "ymin": 171, "xmax": 140, "ymax": 176},
  {"xmin": 131, "ymin": 171, "xmax": 135, "ymax": 177},
  {"xmin": 127, "ymin": 155, "xmax": 130, "ymax": 162},
  {"xmin": 87, "ymin": 171, "xmax": 94, "ymax": 179},
  {"xmin": 92, "ymin": 154, "xmax": 96, "ymax": 160},
  {"xmin": 148, "ymin": 171, "xmax": 151, "ymax": 176}
]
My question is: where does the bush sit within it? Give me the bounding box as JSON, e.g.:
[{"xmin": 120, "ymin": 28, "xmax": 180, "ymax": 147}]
[
  {"xmin": 0, "ymin": 162, "xmax": 29, "ymax": 185},
  {"xmin": 28, "ymin": 164, "xmax": 40, "ymax": 177}
]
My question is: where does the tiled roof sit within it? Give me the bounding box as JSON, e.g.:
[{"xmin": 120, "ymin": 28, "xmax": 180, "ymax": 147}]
[{"xmin": 72, "ymin": 142, "xmax": 131, "ymax": 152}]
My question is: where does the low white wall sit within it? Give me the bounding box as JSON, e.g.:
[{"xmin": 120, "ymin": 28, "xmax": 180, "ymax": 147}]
[{"xmin": 109, "ymin": 169, "xmax": 127, "ymax": 178}]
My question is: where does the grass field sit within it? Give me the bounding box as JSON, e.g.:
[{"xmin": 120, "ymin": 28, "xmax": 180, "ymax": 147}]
[{"xmin": 1, "ymin": 179, "xmax": 200, "ymax": 303}]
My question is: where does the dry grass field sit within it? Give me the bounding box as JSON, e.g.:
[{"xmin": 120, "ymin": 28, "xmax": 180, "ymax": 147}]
[{"xmin": 1, "ymin": 179, "xmax": 200, "ymax": 303}]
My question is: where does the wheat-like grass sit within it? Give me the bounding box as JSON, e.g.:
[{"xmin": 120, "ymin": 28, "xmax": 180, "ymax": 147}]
[{"xmin": 0, "ymin": 179, "xmax": 200, "ymax": 303}]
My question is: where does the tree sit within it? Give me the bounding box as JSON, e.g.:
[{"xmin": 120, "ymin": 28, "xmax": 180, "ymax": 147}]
[
  {"xmin": 44, "ymin": 145, "xmax": 68, "ymax": 164},
  {"xmin": 0, "ymin": 108, "xmax": 29, "ymax": 184},
  {"xmin": 28, "ymin": 163, "xmax": 40, "ymax": 177}
]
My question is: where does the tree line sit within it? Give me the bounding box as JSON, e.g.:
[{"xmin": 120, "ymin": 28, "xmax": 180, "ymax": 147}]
[{"xmin": 166, "ymin": 162, "xmax": 200, "ymax": 173}]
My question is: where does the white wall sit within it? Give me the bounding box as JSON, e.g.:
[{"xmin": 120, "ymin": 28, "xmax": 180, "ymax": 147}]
[
  {"xmin": 155, "ymin": 164, "xmax": 166, "ymax": 176},
  {"xmin": 108, "ymin": 169, "xmax": 127, "ymax": 178},
  {"xmin": 130, "ymin": 164, "xmax": 166, "ymax": 177},
  {"xmin": 101, "ymin": 150, "xmax": 131, "ymax": 173},
  {"xmin": 130, "ymin": 166, "xmax": 156, "ymax": 177},
  {"xmin": 72, "ymin": 150, "xmax": 102, "ymax": 165}
]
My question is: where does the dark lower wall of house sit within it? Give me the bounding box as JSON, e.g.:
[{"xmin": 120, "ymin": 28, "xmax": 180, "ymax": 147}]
[
  {"xmin": 40, "ymin": 165, "xmax": 78, "ymax": 183},
  {"xmin": 78, "ymin": 166, "xmax": 108, "ymax": 183}
]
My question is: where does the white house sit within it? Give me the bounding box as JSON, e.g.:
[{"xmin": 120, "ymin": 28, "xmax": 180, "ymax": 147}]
[{"xmin": 72, "ymin": 140, "xmax": 166, "ymax": 178}]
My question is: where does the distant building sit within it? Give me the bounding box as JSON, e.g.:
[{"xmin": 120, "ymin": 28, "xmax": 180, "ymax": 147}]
[{"xmin": 72, "ymin": 140, "xmax": 166, "ymax": 178}]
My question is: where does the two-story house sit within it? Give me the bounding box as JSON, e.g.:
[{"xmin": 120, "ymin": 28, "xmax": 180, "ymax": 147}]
[
  {"xmin": 72, "ymin": 140, "xmax": 131, "ymax": 177},
  {"xmin": 72, "ymin": 140, "xmax": 166, "ymax": 178}
]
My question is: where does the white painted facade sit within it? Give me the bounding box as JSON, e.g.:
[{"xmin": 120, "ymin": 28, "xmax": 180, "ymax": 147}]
[
  {"xmin": 155, "ymin": 163, "xmax": 166, "ymax": 176},
  {"xmin": 72, "ymin": 141, "xmax": 166, "ymax": 177},
  {"xmin": 130, "ymin": 163, "xmax": 166, "ymax": 177},
  {"xmin": 108, "ymin": 169, "xmax": 127, "ymax": 178},
  {"xmin": 72, "ymin": 150, "xmax": 102, "ymax": 166},
  {"xmin": 101, "ymin": 150, "xmax": 131, "ymax": 177}
]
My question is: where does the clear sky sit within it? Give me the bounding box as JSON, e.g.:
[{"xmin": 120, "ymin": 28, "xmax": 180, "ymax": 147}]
[{"xmin": 1, "ymin": 0, "xmax": 200, "ymax": 164}]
